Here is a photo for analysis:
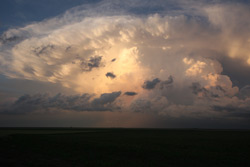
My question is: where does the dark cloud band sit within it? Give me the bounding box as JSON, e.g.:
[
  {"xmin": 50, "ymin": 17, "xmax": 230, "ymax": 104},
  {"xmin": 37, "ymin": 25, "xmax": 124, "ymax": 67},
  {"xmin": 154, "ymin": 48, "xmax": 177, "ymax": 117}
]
[{"xmin": 0, "ymin": 91, "xmax": 122, "ymax": 114}]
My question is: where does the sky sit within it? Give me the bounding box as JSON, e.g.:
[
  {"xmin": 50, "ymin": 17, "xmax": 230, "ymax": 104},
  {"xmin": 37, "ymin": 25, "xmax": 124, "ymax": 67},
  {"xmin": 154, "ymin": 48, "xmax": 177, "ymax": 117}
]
[{"xmin": 0, "ymin": 0, "xmax": 250, "ymax": 128}]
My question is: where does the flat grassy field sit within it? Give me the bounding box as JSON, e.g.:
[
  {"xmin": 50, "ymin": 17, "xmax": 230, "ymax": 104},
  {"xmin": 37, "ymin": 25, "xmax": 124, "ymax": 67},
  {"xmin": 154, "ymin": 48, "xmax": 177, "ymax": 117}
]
[{"xmin": 0, "ymin": 128, "xmax": 250, "ymax": 167}]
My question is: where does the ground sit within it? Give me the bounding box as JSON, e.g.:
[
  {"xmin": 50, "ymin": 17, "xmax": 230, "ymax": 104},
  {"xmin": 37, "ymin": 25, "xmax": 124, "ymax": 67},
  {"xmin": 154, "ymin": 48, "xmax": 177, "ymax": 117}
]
[{"xmin": 0, "ymin": 128, "xmax": 250, "ymax": 167}]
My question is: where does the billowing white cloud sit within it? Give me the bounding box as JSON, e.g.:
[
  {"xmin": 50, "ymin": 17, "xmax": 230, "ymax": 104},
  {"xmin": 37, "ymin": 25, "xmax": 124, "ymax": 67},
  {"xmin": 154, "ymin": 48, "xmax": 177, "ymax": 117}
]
[{"xmin": 1, "ymin": 0, "xmax": 250, "ymax": 121}]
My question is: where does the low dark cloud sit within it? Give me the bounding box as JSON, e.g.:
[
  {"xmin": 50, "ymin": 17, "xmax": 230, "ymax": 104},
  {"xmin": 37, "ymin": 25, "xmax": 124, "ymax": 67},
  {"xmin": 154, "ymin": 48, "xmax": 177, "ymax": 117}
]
[
  {"xmin": 0, "ymin": 93, "xmax": 92, "ymax": 114},
  {"xmin": 124, "ymin": 91, "xmax": 137, "ymax": 96},
  {"xmin": 190, "ymin": 82, "xmax": 208, "ymax": 95},
  {"xmin": 142, "ymin": 76, "xmax": 174, "ymax": 90},
  {"xmin": 81, "ymin": 56, "xmax": 102, "ymax": 72},
  {"xmin": 163, "ymin": 75, "xmax": 173, "ymax": 85},
  {"xmin": 0, "ymin": 91, "xmax": 122, "ymax": 114},
  {"xmin": 215, "ymin": 85, "xmax": 225, "ymax": 93},
  {"xmin": 213, "ymin": 105, "xmax": 250, "ymax": 118},
  {"xmin": 130, "ymin": 99, "xmax": 151, "ymax": 113},
  {"xmin": 92, "ymin": 91, "xmax": 121, "ymax": 106},
  {"xmin": 190, "ymin": 82, "xmax": 225, "ymax": 98},
  {"xmin": 65, "ymin": 46, "xmax": 71, "ymax": 52},
  {"xmin": 160, "ymin": 75, "xmax": 174, "ymax": 89},
  {"xmin": 213, "ymin": 105, "xmax": 246, "ymax": 112},
  {"xmin": 142, "ymin": 78, "xmax": 161, "ymax": 90},
  {"xmin": 88, "ymin": 56, "xmax": 102, "ymax": 70},
  {"xmin": 106, "ymin": 72, "xmax": 116, "ymax": 79}
]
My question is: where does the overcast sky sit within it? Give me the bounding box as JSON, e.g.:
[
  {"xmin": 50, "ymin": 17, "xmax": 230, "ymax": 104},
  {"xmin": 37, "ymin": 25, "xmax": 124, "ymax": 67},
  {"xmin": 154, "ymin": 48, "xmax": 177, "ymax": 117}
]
[{"xmin": 0, "ymin": 0, "xmax": 250, "ymax": 128}]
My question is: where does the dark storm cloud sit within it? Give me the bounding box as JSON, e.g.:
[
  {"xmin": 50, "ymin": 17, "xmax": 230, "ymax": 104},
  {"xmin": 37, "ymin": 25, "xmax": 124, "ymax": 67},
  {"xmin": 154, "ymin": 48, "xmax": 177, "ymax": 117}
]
[
  {"xmin": 124, "ymin": 92, "xmax": 137, "ymax": 96},
  {"xmin": 142, "ymin": 78, "xmax": 161, "ymax": 90},
  {"xmin": 0, "ymin": 91, "xmax": 122, "ymax": 114},
  {"xmin": 81, "ymin": 56, "xmax": 102, "ymax": 72},
  {"xmin": 219, "ymin": 56, "xmax": 250, "ymax": 88},
  {"xmin": 106, "ymin": 72, "xmax": 116, "ymax": 79}
]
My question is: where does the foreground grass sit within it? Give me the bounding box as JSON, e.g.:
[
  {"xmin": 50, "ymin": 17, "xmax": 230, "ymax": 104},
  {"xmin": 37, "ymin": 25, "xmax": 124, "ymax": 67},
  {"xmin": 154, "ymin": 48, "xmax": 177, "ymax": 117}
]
[{"xmin": 0, "ymin": 128, "xmax": 250, "ymax": 167}]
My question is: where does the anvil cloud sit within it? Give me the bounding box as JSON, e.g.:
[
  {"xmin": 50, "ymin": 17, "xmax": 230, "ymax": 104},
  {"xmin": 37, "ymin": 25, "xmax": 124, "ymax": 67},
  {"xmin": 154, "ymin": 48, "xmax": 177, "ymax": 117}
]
[{"xmin": 0, "ymin": 0, "xmax": 250, "ymax": 128}]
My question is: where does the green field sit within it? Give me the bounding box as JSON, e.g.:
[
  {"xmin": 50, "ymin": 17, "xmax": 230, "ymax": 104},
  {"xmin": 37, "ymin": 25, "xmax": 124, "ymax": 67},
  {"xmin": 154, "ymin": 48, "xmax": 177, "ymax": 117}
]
[{"xmin": 0, "ymin": 128, "xmax": 250, "ymax": 167}]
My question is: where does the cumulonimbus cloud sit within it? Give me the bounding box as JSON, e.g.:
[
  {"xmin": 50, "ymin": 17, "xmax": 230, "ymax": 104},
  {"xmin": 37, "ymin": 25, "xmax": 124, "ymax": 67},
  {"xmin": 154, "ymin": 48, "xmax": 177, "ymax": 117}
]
[{"xmin": 1, "ymin": 0, "xmax": 250, "ymax": 119}]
